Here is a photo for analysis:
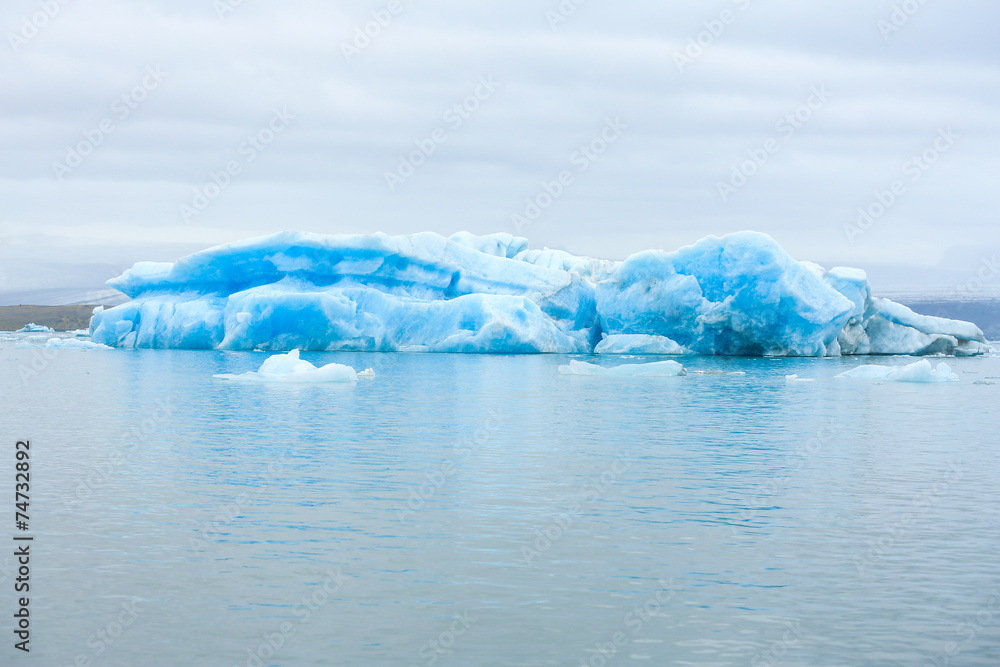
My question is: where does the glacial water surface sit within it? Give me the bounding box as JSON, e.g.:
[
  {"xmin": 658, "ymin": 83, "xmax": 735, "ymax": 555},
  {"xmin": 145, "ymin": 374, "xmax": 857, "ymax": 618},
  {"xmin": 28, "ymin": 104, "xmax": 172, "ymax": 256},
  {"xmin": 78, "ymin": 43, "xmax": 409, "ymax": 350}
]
[{"xmin": 2, "ymin": 333, "xmax": 1000, "ymax": 666}]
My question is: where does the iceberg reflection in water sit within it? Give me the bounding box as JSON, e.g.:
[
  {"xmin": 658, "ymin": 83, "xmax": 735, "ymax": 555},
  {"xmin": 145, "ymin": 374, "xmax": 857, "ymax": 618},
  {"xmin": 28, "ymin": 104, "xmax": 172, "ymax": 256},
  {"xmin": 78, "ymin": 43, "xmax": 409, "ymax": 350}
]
[{"xmin": 4, "ymin": 338, "xmax": 999, "ymax": 665}]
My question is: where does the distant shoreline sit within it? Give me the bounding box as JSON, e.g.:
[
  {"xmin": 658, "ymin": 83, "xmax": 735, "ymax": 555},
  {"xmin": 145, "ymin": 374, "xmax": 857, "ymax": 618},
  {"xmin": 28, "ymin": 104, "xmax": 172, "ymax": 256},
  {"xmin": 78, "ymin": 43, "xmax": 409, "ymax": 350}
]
[{"xmin": 0, "ymin": 305, "xmax": 113, "ymax": 332}]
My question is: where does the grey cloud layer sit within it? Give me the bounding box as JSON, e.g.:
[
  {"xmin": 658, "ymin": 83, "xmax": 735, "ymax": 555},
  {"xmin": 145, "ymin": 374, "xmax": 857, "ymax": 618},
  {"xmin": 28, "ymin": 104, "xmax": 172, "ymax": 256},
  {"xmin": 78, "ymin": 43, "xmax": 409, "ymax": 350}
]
[{"xmin": 1, "ymin": 0, "xmax": 998, "ymax": 286}]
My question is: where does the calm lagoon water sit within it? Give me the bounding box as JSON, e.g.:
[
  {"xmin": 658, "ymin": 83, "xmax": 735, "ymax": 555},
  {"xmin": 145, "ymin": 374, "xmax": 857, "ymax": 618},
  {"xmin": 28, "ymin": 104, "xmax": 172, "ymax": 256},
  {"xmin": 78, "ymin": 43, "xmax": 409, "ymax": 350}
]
[{"xmin": 2, "ymin": 334, "xmax": 1000, "ymax": 666}]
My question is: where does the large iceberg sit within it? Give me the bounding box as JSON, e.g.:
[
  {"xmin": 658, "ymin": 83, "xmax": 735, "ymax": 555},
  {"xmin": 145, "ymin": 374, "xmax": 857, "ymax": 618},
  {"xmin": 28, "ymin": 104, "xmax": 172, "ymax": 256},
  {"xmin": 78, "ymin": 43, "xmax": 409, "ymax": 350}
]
[{"xmin": 90, "ymin": 231, "xmax": 989, "ymax": 357}]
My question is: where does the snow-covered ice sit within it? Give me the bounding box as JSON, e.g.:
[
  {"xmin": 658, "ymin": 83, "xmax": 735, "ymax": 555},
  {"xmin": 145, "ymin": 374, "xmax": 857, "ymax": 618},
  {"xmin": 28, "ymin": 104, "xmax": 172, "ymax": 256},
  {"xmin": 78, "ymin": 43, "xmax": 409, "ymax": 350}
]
[
  {"xmin": 17, "ymin": 323, "xmax": 55, "ymax": 333},
  {"xmin": 835, "ymin": 359, "xmax": 959, "ymax": 383},
  {"xmin": 213, "ymin": 349, "xmax": 364, "ymax": 383},
  {"xmin": 89, "ymin": 230, "xmax": 989, "ymax": 357},
  {"xmin": 558, "ymin": 360, "xmax": 687, "ymax": 376},
  {"xmin": 785, "ymin": 374, "xmax": 815, "ymax": 383}
]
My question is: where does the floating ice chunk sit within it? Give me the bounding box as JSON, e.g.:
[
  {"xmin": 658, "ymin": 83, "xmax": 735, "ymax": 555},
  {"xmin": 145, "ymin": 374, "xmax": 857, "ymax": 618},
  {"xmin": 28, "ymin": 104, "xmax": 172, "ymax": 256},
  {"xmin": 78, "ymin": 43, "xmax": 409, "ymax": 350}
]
[
  {"xmin": 16, "ymin": 338, "xmax": 112, "ymax": 350},
  {"xmin": 45, "ymin": 338, "xmax": 112, "ymax": 350},
  {"xmin": 874, "ymin": 298, "xmax": 983, "ymax": 341},
  {"xmin": 69, "ymin": 329, "xmax": 91, "ymax": 337},
  {"xmin": 214, "ymin": 349, "xmax": 359, "ymax": 383},
  {"xmin": 691, "ymin": 369, "xmax": 746, "ymax": 376},
  {"xmin": 558, "ymin": 359, "xmax": 687, "ymax": 376},
  {"xmin": 358, "ymin": 368, "xmax": 376, "ymax": 378},
  {"xmin": 890, "ymin": 361, "xmax": 960, "ymax": 382},
  {"xmin": 865, "ymin": 300, "xmax": 989, "ymax": 357},
  {"xmin": 594, "ymin": 334, "xmax": 692, "ymax": 355},
  {"xmin": 836, "ymin": 359, "xmax": 958, "ymax": 383},
  {"xmin": 837, "ymin": 365, "xmax": 896, "ymax": 381},
  {"xmin": 785, "ymin": 374, "xmax": 815, "ymax": 383},
  {"xmin": 17, "ymin": 323, "xmax": 54, "ymax": 333},
  {"xmin": 89, "ymin": 230, "xmax": 988, "ymax": 357}
]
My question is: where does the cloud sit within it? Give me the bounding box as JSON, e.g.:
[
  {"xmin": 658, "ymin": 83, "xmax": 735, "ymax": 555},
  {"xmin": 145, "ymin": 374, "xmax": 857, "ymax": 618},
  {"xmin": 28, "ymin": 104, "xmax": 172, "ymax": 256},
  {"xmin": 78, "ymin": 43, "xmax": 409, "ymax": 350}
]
[{"xmin": 1, "ymin": 0, "xmax": 998, "ymax": 289}]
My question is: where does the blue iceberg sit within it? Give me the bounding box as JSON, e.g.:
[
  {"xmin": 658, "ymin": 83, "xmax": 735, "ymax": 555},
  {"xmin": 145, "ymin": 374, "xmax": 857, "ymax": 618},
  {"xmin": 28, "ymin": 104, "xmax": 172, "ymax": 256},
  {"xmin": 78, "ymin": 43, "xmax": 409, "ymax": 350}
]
[
  {"xmin": 90, "ymin": 231, "xmax": 989, "ymax": 357},
  {"xmin": 17, "ymin": 323, "xmax": 55, "ymax": 333}
]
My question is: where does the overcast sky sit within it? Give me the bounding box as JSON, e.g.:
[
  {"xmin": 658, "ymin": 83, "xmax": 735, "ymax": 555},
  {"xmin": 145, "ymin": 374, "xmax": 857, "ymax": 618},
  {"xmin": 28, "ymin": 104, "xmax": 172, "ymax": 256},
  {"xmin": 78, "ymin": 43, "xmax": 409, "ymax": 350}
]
[{"xmin": 1, "ymin": 0, "xmax": 998, "ymax": 300}]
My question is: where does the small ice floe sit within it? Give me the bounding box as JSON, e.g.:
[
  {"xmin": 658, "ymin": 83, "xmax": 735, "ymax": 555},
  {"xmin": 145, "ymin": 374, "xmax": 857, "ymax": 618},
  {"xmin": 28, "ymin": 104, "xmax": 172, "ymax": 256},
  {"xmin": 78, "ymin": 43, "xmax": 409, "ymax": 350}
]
[
  {"xmin": 45, "ymin": 338, "xmax": 111, "ymax": 350},
  {"xmin": 835, "ymin": 359, "xmax": 958, "ymax": 383},
  {"xmin": 785, "ymin": 374, "xmax": 815, "ymax": 383},
  {"xmin": 69, "ymin": 329, "xmax": 91, "ymax": 337},
  {"xmin": 214, "ymin": 349, "xmax": 364, "ymax": 383},
  {"xmin": 558, "ymin": 360, "xmax": 687, "ymax": 377},
  {"xmin": 357, "ymin": 368, "xmax": 376, "ymax": 378},
  {"xmin": 16, "ymin": 323, "xmax": 54, "ymax": 333},
  {"xmin": 973, "ymin": 380, "xmax": 997, "ymax": 386},
  {"xmin": 15, "ymin": 338, "xmax": 112, "ymax": 350},
  {"xmin": 691, "ymin": 370, "xmax": 746, "ymax": 376}
]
